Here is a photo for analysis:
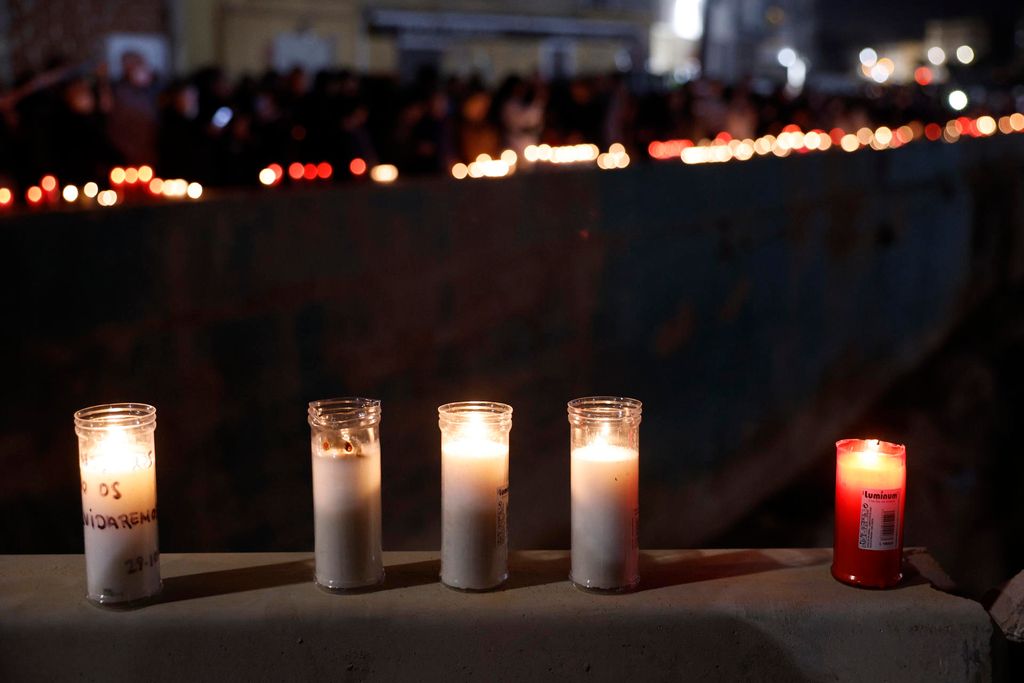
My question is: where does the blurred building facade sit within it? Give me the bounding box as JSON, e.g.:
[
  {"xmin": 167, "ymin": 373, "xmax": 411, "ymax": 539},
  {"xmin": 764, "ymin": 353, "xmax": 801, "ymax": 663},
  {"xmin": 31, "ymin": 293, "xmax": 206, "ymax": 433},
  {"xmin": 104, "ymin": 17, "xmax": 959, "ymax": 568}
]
[
  {"xmin": 0, "ymin": 1, "xmax": 668, "ymax": 84},
  {"xmin": 184, "ymin": 0, "xmax": 657, "ymax": 83},
  {"xmin": 1, "ymin": 1, "xmax": 1015, "ymax": 90}
]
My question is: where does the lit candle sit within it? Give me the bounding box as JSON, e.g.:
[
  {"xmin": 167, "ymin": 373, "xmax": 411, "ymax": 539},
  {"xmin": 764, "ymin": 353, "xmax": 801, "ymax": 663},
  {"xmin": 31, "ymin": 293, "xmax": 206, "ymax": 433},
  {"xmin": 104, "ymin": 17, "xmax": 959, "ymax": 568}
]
[
  {"xmin": 74, "ymin": 404, "xmax": 161, "ymax": 605},
  {"xmin": 308, "ymin": 398, "xmax": 384, "ymax": 591},
  {"xmin": 438, "ymin": 401, "xmax": 512, "ymax": 591},
  {"xmin": 569, "ymin": 396, "xmax": 642, "ymax": 592},
  {"xmin": 832, "ymin": 438, "xmax": 906, "ymax": 588}
]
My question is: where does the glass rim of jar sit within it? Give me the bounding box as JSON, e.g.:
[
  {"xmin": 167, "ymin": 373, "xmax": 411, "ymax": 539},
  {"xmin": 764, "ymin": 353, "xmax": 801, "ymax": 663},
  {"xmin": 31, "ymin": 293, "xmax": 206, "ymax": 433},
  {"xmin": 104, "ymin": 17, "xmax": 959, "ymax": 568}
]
[
  {"xmin": 308, "ymin": 397, "xmax": 381, "ymax": 428},
  {"xmin": 74, "ymin": 403, "xmax": 156, "ymax": 431},
  {"xmin": 437, "ymin": 401, "xmax": 513, "ymax": 425},
  {"xmin": 567, "ymin": 396, "xmax": 642, "ymax": 424},
  {"xmin": 835, "ymin": 438, "xmax": 905, "ymax": 459}
]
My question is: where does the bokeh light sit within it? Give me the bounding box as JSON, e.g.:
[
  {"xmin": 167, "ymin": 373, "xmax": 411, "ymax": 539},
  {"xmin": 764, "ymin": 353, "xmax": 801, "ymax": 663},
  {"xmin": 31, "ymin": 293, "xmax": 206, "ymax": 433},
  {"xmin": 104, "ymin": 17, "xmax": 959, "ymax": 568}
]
[
  {"xmin": 349, "ymin": 158, "xmax": 367, "ymax": 176},
  {"xmin": 259, "ymin": 168, "xmax": 277, "ymax": 186},
  {"xmin": 370, "ymin": 164, "xmax": 398, "ymax": 183},
  {"xmin": 948, "ymin": 90, "xmax": 968, "ymax": 111},
  {"xmin": 956, "ymin": 45, "xmax": 975, "ymax": 65}
]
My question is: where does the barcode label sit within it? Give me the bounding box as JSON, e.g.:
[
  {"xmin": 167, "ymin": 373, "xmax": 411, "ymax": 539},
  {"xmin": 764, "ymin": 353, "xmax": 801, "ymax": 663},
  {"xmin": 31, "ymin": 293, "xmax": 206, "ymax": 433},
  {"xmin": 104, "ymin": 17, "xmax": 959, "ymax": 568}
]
[
  {"xmin": 496, "ymin": 486, "xmax": 509, "ymax": 547},
  {"xmin": 858, "ymin": 488, "xmax": 900, "ymax": 550}
]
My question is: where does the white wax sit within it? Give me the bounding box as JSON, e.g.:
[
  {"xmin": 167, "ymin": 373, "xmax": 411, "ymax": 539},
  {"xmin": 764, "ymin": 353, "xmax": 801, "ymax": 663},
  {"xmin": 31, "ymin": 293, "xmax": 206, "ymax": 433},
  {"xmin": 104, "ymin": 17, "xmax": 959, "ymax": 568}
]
[
  {"xmin": 571, "ymin": 442, "xmax": 639, "ymax": 590},
  {"xmin": 441, "ymin": 438, "xmax": 509, "ymax": 590},
  {"xmin": 312, "ymin": 440, "xmax": 383, "ymax": 589},
  {"xmin": 80, "ymin": 432, "xmax": 160, "ymax": 603}
]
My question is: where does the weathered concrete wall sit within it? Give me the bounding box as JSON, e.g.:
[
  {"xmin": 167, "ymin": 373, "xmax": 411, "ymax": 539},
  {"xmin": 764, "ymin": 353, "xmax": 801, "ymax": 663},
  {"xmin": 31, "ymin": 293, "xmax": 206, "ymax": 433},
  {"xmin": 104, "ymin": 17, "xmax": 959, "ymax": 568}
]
[
  {"xmin": 0, "ymin": 550, "xmax": 993, "ymax": 682},
  {"xmin": 2, "ymin": 136, "xmax": 1023, "ymax": 553},
  {"xmin": 0, "ymin": 552, "xmax": 995, "ymax": 679}
]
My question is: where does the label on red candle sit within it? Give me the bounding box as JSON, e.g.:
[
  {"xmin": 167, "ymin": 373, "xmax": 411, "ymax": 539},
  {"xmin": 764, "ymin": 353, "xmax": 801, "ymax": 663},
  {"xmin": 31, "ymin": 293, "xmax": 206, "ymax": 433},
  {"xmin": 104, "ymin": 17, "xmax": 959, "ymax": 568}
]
[{"xmin": 858, "ymin": 488, "xmax": 900, "ymax": 550}]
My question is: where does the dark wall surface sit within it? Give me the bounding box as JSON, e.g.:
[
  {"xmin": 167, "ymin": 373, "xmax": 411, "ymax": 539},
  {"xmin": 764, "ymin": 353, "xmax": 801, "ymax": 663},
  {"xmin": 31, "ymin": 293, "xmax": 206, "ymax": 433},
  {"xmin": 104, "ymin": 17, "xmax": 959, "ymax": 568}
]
[{"xmin": 3, "ymin": 136, "xmax": 1024, "ymax": 554}]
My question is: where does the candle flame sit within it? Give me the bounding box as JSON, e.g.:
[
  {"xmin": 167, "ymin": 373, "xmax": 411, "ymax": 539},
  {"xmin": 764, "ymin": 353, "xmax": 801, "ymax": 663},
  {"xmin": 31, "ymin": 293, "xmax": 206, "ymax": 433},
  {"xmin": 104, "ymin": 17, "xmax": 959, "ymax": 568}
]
[
  {"xmin": 855, "ymin": 439, "xmax": 883, "ymax": 468},
  {"xmin": 84, "ymin": 428, "xmax": 149, "ymax": 473},
  {"xmin": 458, "ymin": 412, "xmax": 491, "ymax": 442}
]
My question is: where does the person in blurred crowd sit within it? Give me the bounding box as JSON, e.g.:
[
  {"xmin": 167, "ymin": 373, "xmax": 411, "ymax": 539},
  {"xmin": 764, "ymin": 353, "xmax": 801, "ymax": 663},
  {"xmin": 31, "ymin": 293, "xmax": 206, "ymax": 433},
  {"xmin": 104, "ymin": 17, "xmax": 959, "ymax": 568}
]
[
  {"xmin": 498, "ymin": 76, "xmax": 545, "ymax": 157},
  {"xmin": 52, "ymin": 75, "xmax": 117, "ymax": 183},
  {"xmin": 159, "ymin": 80, "xmax": 213, "ymax": 181},
  {"xmin": 724, "ymin": 84, "xmax": 758, "ymax": 140},
  {"xmin": 458, "ymin": 80, "xmax": 499, "ymax": 162},
  {"xmin": 105, "ymin": 51, "xmax": 161, "ymax": 166}
]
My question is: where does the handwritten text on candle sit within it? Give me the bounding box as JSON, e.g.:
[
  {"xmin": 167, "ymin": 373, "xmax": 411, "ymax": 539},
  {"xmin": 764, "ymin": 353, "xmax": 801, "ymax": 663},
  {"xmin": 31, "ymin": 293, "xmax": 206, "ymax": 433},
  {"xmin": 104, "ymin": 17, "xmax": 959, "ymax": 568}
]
[
  {"xmin": 81, "ymin": 479, "xmax": 122, "ymax": 498},
  {"xmin": 83, "ymin": 507, "xmax": 159, "ymax": 530}
]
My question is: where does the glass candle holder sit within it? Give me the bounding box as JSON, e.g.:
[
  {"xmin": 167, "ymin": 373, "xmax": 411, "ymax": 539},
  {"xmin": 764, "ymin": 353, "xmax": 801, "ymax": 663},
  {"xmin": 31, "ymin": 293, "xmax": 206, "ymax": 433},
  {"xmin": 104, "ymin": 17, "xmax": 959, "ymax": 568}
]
[
  {"xmin": 308, "ymin": 398, "xmax": 384, "ymax": 591},
  {"xmin": 832, "ymin": 438, "xmax": 906, "ymax": 588},
  {"xmin": 568, "ymin": 396, "xmax": 642, "ymax": 592},
  {"xmin": 75, "ymin": 403, "xmax": 161, "ymax": 606},
  {"xmin": 438, "ymin": 401, "xmax": 512, "ymax": 591}
]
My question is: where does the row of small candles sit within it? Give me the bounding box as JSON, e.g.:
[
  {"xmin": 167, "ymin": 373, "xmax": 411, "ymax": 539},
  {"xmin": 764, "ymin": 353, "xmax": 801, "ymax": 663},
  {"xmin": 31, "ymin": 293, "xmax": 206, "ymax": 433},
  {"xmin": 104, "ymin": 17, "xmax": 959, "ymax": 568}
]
[
  {"xmin": 75, "ymin": 398, "xmax": 907, "ymax": 607},
  {"xmin": 257, "ymin": 159, "xmax": 400, "ymax": 187},
  {"xmin": 647, "ymin": 112, "xmax": 1024, "ymax": 164},
  {"xmin": 5, "ymin": 113, "xmax": 1022, "ymax": 210},
  {"xmin": 0, "ymin": 167, "xmax": 203, "ymax": 212}
]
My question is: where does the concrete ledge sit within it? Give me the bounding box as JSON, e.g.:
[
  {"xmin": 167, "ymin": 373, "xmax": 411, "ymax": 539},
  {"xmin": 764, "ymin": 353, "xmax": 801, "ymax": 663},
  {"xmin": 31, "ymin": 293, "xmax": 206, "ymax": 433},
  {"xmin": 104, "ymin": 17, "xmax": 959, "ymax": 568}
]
[{"xmin": 0, "ymin": 549, "xmax": 990, "ymax": 682}]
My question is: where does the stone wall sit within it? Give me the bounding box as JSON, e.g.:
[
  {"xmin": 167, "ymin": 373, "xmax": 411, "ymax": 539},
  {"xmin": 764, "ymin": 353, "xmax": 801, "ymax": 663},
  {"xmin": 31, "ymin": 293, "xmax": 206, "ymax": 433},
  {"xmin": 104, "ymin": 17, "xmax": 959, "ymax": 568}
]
[{"xmin": 2, "ymin": 136, "xmax": 1023, "ymax": 553}]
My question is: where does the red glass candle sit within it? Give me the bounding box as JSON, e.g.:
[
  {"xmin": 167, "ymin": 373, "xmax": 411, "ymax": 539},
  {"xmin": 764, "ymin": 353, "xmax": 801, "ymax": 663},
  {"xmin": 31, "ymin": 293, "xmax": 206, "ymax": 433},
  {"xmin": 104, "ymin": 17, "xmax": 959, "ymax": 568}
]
[{"xmin": 832, "ymin": 438, "xmax": 906, "ymax": 588}]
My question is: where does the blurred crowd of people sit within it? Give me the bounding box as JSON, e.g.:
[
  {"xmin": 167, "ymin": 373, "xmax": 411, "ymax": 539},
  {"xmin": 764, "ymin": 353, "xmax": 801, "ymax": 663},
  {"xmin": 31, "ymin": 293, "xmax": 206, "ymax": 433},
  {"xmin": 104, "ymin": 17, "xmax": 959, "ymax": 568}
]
[{"xmin": 0, "ymin": 52, "xmax": 1012, "ymax": 189}]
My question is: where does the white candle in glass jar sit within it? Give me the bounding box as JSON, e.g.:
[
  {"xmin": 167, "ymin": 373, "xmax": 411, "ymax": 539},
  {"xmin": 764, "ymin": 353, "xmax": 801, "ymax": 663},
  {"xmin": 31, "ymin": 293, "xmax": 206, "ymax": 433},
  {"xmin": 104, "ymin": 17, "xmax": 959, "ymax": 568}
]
[
  {"xmin": 571, "ymin": 439, "xmax": 639, "ymax": 590},
  {"xmin": 441, "ymin": 422, "xmax": 509, "ymax": 590},
  {"xmin": 79, "ymin": 427, "xmax": 160, "ymax": 604},
  {"xmin": 312, "ymin": 437, "xmax": 383, "ymax": 589}
]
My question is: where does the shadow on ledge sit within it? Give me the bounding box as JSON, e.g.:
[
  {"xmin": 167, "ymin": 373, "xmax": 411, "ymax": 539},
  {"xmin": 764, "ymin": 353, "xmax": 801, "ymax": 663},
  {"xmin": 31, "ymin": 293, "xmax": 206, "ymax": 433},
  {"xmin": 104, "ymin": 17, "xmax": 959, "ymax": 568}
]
[
  {"xmin": 150, "ymin": 548, "xmax": 943, "ymax": 604},
  {"xmin": 637, "ymin": 549, "xmax": 833, "ymax": 591},
  {"xmin": 157, "ymin": 559, "xmax": 314, "ymax": 604}
]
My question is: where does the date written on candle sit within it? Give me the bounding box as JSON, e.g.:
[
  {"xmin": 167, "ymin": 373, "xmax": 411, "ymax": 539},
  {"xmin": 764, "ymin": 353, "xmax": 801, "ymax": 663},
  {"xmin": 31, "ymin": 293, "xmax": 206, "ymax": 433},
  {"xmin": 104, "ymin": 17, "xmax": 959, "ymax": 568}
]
[{"xmin": 124, "ymin": 551, "xmax": 160, "ymax": 575}]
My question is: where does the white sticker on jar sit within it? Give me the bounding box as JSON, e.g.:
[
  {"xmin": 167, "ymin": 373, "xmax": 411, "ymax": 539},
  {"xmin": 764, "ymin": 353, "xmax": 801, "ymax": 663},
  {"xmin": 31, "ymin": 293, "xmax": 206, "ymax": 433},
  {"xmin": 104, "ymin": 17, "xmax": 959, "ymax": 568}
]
[
  {"xmin": 496, "ymin": 486, "xmax": 509, "ymax": 547},
  {"xmin": 858, "ymin": 488, "xmax": 900, "ymax": 550}
]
